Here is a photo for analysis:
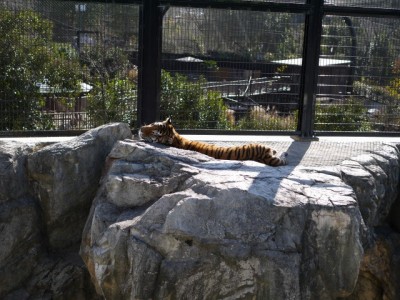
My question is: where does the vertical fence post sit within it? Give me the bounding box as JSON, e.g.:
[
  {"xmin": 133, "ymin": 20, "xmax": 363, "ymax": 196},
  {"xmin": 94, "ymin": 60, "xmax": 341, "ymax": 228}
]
[
  {"xmin": 343, "ymin": 16, "xmax": 357, "ymax": 95},
  {"xmin": 137, "ymin": 0, "xmax": 162, "ymax": 126},
  {"xmin": 296, "ymin": 0, "xmax": 324, "ymax": 139}
]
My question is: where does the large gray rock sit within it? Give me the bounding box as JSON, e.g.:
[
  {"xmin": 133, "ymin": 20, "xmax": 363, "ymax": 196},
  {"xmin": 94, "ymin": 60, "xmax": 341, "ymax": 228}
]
[
  {"xmin": 0, "ymin": 123, "xmax": 131, "ymax": 299},
  {"xmin": 339, "ymin": 144, "xmax": 400, "ymax": 300},
  {"xmin": 28, "ymin": 122, "xmax": 132, "ymax": 250},
  {"xmin": 346, "ymin": 226, "xmax": 400, "ymax": 300},
  {"xmin": 0, "ymin": 141, "xmax": 33, "ymax": 204},
  {"xmin": 0, "ymin": 142, "xmax": 42, "ymax": 297},
  {"xmin": 340, "ymin": 144, "xmax": 399, "ymax": 228},
  {"xmin": 2, "ymin": 127, "xmax": 400, "ymax": 299},
  {"xmin": 81, "ymin": 140, "xmax": 365, "ymax": 299}
]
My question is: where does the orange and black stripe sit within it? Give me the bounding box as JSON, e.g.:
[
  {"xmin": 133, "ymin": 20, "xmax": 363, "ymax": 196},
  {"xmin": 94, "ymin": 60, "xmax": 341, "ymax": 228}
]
[{"xmin": 139, "ymin": 118, "xmax": 287, "ymax": 167}]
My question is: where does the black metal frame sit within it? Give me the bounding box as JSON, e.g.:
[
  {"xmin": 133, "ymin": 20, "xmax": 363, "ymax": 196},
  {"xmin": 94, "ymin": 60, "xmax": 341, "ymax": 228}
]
[
  {"xmin": 2, "ymin": 0, "xmax": 400, "ymax": 137},
  {"xmin": 137, "ymin": 0, "xmax": 163, "ymax": 126},
  {"xmin": 298, "ymin": 0, "xmax": 324, "ymax": 138},
  {"xmin": 136, "ymin": 0, "xmax": 400, "ymax": 138}
]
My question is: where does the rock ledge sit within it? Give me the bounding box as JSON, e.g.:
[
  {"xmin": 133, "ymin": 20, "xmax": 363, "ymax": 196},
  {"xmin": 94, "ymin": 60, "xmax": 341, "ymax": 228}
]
[{"xmin": 81, "ymin": 140, "xmax": 400, "ymax": 299}]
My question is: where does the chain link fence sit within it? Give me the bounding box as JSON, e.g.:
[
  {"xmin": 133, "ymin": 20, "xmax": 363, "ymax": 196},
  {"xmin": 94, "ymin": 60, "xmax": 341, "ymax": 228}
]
[
  {"xmin": 0, "ymin": 0, "xmax": 399, "ymax": 135},
  {"xmin": 315, "ymin": 15, "xmax": 400, "ymax": 132},
  {"xmin": 0, "ymin": 0, "xmax": 139, "ymax": 133}
]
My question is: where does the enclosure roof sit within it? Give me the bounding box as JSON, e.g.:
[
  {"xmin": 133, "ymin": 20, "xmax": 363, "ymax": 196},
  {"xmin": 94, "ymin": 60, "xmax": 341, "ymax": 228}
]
[
  {"xmin": 176, "ymin": 56, "xmax": 204, "ymax": 62},
  {"xmin": 272, "ymin": 58, "xmax": 351, "ymax": 67},
  {"xmin": 37, "ymin": 81, "xmax": 93, "ymax": 94}
]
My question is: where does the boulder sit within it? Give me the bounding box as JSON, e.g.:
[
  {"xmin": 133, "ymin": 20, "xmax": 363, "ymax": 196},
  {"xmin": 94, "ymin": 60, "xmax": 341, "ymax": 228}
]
[
  {"xmin": 28, "ymin": 122, "xmax": 132, "ymax": 250},
  {"xmin": 339, "ymin": 144, "xmax": 400, "ymax": 300},
  {"xmin": 2, "ymin": 126, "xmax": 400, "ymax": 299},
  {"xmin": 0, "ymin": 142, "xmax": 42, "ymax": 297},
  {"xmin": 345, "ymin": 226, "xmax": 400, "ymax": 300},
  {"xmin": 340, "ymin": 144, "xmax": 399, "ymax": 228},
  {"xmin": 21, "ymin": 252, "xmax": 100, "ymax": 300},
  {"xmin": 0, "ymin": 123, "xmax": 131, "ymax": 299},
  {"xmin": 81, "ymin": 140, "xmax": 365, "ymax": 299}
]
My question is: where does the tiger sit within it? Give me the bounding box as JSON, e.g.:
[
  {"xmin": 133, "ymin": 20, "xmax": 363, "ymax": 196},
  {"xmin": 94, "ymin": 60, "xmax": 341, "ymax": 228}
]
[{"xmin": 138, "ymin": 118, "xmax": 288, "ymax": 167}]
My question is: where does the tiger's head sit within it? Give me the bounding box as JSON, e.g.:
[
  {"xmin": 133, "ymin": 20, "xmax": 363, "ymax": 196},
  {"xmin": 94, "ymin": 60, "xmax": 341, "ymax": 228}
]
[{"xmin": 138, "ymin": 117, "xmax": 176, "ymax": 145}]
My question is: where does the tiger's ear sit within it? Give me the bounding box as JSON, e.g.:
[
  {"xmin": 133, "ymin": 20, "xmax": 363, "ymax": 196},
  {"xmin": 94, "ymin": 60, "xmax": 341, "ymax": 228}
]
[{"xmin": 165, "ymin": 117, "xmax": 172, "ymax": 125}]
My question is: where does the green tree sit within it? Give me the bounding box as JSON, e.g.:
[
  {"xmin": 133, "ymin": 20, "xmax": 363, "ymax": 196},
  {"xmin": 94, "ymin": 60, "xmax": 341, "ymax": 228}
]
[
  {"xmin": 86, "ymin": 78, "xmax": 136, "ymax": 127},
  {"xmin": 83, "ymin": 45, "xmax": 137, "ymax": 127},
  {"xmin": 197, "ymin": 90, "xmax": 230, "ymax": 129},
  {"xmin": 315, "ymin": 98, "xmax": 372, "ymax": 131},
  {"xmin": 160, "ymin": 70, "xmax": 229, "ymax": 129},
  {"xmin": 0, "ymin": 9, "xmax": 81, "ymax": 130},
  {"xmin": 163, "ymin": 8, "xmax": 303, "ymax": 61}
]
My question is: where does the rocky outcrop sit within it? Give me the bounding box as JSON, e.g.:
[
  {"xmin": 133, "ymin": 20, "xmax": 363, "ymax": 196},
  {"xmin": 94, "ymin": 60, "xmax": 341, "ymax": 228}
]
[
  {"xmin": 1, "ymin": 126, "xmax": 399, "ymax": 299},
  {"xmin": 0, "ymin": 123, "xmax": 131, "ymax": 299},
  {"xmin": 348, "ymin": 227, "xmax": 400, "ymax": 300},
  {"xmin": 339, "ymin": 145, "xmax": 400, "ymax": 300},
  {"xmin": 80, "ymin": 140, "xmax": 400, "ymax": 300},
  {"xmin": 27, "ymin": 123, "xmax": 132, "ymax": 250},
  {"xmin": 0, "ymin": 141, "xmax": 43, "ymax": 298},
  {"xmin": 340, "ymin": 145, "xmax": 399, "ymax": 228}
]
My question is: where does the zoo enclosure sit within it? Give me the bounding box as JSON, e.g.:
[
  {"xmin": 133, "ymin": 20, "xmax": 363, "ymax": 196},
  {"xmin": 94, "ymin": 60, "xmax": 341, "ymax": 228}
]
[{"xmin": 0, "ymin": 0, "xmax": 399, "ymax": 137}]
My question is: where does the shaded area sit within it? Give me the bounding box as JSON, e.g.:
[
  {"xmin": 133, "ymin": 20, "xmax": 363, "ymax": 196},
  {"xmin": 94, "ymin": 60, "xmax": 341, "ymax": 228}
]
[{"xmin": 203, "ymin": 140, "xmax": 389, "ymax": 167}]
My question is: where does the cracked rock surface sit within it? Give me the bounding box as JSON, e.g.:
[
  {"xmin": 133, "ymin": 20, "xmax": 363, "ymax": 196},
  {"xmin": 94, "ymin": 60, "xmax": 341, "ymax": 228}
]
[
  {"xmin": 81, "ymin": 140, "xmax": 400, "ymax": 299},
  {"xmin": 2, "ymin": 129, "xmax": 399, "ymax": 299},
  {"xmin": 0, "ymin": 123, "xmax": 132, "ymax": 299}
]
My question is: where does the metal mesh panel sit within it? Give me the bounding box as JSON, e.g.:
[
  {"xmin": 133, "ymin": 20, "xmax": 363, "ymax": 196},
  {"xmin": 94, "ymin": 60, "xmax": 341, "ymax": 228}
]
[
  {"xmin": 315, "ymin": 15, "xmax": 400, "ymax": 132},
  {"xmin": 1, "ymin": 0, "xmax": 399, "ymax": 135},
  {"xmin": 161, "ymin": 7, "xmax": 304, "ymax": 131},
  {"xmin": 0, "ymin": 0, "xmax": 139, "ymax": 132}
]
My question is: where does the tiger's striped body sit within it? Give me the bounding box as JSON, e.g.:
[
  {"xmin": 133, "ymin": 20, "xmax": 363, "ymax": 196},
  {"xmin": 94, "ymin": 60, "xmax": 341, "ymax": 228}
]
[{"xmin": 139, "ymin": 118, "xmax": 287, "ymax": 167}]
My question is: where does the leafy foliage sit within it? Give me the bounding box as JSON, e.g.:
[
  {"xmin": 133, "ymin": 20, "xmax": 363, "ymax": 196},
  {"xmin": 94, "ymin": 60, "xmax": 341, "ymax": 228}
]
[
  {"xmin": 160, "ymin": 71, "xmax": 298, "ymax": 131},
  {"xmin": 160, "ymin": 70, "xmax": 229, "ymax": 129},
  {"xmin": 0, "ymin": 10, "xmax": 81, "ymax": 130},
  {"xmin": 315, "ymin": 98, "xmax": 372, "ymax": 131},
  {"xmin": 236, "ymin": 106, "xmax": 297, "ymax": 131},
  {"xmin": 86, "ymin": 78, "xmax": 136, "ymax": 127},
  {"xmin": 0, "ymin": 10, "xmax": 50, "ymax": 130},
  {"xmin": 163, "ymin": 9, "xmax": 304, "ymax": 62},
  {"xmin": 1, "ymin": 5, "xmax": 399, "ymax": 133},
  {"xmin": 82, "ymin": 46, "xmax": 137, "ymax": 127}
]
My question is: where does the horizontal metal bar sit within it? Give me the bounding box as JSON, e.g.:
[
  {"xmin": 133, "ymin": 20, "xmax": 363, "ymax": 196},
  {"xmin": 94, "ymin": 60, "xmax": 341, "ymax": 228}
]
[
  {"xmin": 161, "ymin": 1, "xmax": 311, "ymax": 13},
  {"xmin": 65, "ymin": 0, "xmax": 310, "ymax": 13},
  {"xmin": 57, "ymin": 0, "xmax": 400, "ymax": 17},
  {"xmin": 151, "ymin": 129, "xmax": 299, "ymax": 136},
  {"xmin": 58, "ymin": 0, "xmax": 143, "ymax": 5},
  {"xmin": 2, "ymin": 129, "xmax": 399, "ymax": 138},
  {"xmin": 58, "ymin": 0, "xmax": 400, "ymax": 17},
  {"xmin": 0, "ymin": 130, "xmax": 88, "ymax": 137},
  {"xmin": 315, "ymin": 131, "xmax": 400, "ymax": 137},
  {"xmin": 324, "ymin": 5, "xmax": 400, "ymax": 18},
  {"xmin": 135, "ymin": 128, "xmax": 400, "ymax": 137}
]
